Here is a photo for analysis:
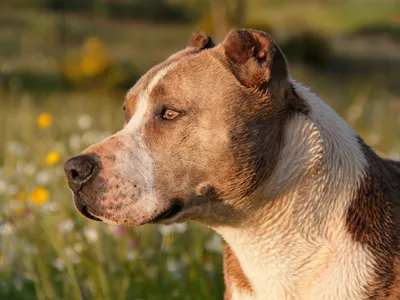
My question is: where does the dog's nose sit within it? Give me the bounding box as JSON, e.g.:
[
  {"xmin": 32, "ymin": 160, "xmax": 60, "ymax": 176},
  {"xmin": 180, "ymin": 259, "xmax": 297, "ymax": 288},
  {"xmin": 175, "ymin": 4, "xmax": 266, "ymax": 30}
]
[{"xmin": 64, "ymin": 154, "xmax": 99, "ymax": 192}]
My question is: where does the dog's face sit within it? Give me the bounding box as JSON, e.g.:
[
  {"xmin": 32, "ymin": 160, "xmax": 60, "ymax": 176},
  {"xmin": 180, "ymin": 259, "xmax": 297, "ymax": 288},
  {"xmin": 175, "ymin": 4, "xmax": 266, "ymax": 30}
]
[{"xmin": 64, "ymin": 29, "xmax": 307, "ymax": 226}]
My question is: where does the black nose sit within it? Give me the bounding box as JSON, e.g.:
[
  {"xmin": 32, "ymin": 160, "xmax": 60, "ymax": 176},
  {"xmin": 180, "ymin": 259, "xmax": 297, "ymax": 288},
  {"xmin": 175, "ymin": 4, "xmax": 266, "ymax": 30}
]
[{"xmin": 64, "ymin": 154, "xmax": 99, "ymax": 192}]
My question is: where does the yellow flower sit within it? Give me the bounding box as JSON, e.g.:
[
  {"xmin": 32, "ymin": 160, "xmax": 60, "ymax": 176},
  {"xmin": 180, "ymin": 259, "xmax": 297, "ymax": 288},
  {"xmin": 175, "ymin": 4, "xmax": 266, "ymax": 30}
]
[
  {"xmin": 17, "ymin": 190, "xmax": 28, "ymax": 201},
  {"xmin": 45, "ymin": 152, "xmax": 61, "ymax": 165},
  {"xmin": 15, "ymin": 207, "xmax": 25, "ymax": 216},
  {"xmin": 80, "ymin": 36, "xmax": 110, "ymax": 77},
  {"xmin": 30, "ymin": 187, "xmax": 49, "ymax": 205},
  {"xmin": 37, "ymin": 113, "xmax": 53, "ymax": 129}
]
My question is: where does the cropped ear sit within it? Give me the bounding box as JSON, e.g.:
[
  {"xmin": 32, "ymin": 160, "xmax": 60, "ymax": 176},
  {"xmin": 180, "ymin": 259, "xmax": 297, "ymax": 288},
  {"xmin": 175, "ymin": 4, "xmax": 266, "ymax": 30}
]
[
  {"xmin": 167, "ymin": 33, "xmax": 215, "ymax": 61},
  {"xmin": 188, "ymin": 32, "xmax": 215, "ymax": 50},
  {"xmin": 222, "ymin": 29, "xmax": 289, "ymax": 89}
]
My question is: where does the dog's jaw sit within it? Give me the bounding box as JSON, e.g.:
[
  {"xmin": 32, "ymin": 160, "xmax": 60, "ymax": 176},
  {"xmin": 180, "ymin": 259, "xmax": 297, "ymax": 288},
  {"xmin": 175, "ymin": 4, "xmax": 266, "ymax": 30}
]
[{"xmin": 215, "ymin": 81, "xmax": 375, "ymax": 300}]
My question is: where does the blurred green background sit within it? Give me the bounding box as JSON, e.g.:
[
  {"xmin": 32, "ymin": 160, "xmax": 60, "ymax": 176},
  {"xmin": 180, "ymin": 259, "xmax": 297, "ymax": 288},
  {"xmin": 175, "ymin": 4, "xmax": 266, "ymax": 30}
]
[{"xmin": 0, "ymin": 0, "xmax": 399, "ymax": 299}]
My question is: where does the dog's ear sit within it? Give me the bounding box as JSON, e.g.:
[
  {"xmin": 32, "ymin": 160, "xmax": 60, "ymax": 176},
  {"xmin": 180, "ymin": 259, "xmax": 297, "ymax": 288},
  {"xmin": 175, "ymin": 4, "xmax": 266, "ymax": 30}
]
[
  {"xmin": 188, "ymin": 32, "xmax": 215, "ymax": 50},
  {"xmin": 167, "ymin": 33, "xmax": 215, "ymax": 61},
  {"xmin": 222, "ymin": 29, "xmax": 289, "ymax": 89}
]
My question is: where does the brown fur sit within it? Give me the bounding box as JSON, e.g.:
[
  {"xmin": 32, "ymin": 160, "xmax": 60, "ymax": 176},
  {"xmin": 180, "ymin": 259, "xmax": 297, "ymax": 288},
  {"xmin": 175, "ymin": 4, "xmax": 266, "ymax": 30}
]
[
  {"xmin": 223, "ymin": 244, "xmax": 253, "ymax": 299},
  {"xmin": 64, "ymin": 28, "xmax": 400, "ymax": 299},
  {"xmin": 346, "ymin": 137, "xmax": 400, "ymax": 299}
]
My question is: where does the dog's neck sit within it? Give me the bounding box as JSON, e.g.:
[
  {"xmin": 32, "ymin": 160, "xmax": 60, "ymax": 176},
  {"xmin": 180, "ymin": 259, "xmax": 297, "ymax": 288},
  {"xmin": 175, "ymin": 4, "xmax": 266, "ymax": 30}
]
[{"xmin": 214, "ymin": 82, "xmax": 375, "ymax": 299}]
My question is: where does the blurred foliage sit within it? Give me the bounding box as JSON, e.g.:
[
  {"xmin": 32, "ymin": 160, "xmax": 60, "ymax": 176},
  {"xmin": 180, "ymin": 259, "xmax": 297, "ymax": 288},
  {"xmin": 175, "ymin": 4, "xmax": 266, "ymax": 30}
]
[
  {"xmin": 0, "ymin": 0, "xmax": 400, "ymax": 299},
  {"xmin": 1, "ymin": 0, "xmax": 208, "ymax": 23},
  {"xmin": 61, "ymin": 36, "xmax": 140, "ymax": 90},
  {"xmin": 281, "ymin": 31, "xmax": 333, "ymax": 68}
]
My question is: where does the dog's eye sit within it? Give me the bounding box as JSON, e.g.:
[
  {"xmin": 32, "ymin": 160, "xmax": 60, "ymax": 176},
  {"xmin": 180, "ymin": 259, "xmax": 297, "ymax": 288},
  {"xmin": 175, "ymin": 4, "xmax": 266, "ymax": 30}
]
[{"xmin": 162, "ymin": 109, "xmax": 180, "ymax": 120}]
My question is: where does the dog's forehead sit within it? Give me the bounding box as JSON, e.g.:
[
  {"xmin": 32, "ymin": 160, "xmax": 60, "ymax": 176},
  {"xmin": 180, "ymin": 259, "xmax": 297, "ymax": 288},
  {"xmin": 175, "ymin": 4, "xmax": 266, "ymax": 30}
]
[{"xmin": 125, "ymin": 49, "xmax": 226, "ymax": 109}]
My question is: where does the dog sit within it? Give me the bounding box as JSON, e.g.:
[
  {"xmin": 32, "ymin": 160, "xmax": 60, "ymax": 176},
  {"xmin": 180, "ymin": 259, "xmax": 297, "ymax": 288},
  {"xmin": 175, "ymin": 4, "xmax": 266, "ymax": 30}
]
[{"xmin": 64, "ymin": 29, "xmax": 400, "ymax": 299}]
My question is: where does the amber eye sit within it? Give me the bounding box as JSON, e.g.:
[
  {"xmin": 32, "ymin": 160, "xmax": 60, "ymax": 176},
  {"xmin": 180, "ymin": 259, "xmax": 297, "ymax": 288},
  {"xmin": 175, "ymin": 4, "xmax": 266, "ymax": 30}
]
[{"xmin": 162, "ymin": 109, "xmax": 180, "ymax": 120}]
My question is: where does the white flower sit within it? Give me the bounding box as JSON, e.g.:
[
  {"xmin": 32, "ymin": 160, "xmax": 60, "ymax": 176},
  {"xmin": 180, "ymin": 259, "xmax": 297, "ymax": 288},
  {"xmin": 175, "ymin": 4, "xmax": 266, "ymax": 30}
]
[
  {"xmin": 158, "ymin": 225, "xmax": 174, "ymax": 236},
  {"xmin": 158, "ymin": 223, "xmax": 188, "ymax": 236},
  {"xmin": 36, "ymin": 171, "xmax": 51, "ymax": 185},
  {"xmin": 82, "ymin": 131, "xmax": 100, "ymax": 145},
  {"xmin": 77, "ymin": 114, "xmax": 93, "ymax": 130},
  {"xmin": 0, "ymin": 180, "xmax": 6, "ymax": 194},
  {"xmin": 205, "ymin": 234, "xmax": 224, "ymax": 253},
  {"xmin": 83, "ymin": 227, "xmax": 99, "ymax": 243},
  {"xmin": 0, "ymin": 222, "xmax": 13, "ymax": 236},
  {"xmin": 174, "ymin": 223, "xmax": 187, "ymax": 233},
  {"xmin": 69, "ymin": 134, "xmax": 81, "ymax": 150},
  {"xmin": 58, "ymin": 219, "xmax": 74, "ymax": 234},
  {"xmin": 7, "ymin": 185, "xmax": 18, "ymax": 196},
  {"xmin": 126, "ymin": 250, "xmax": 138, "ymax": 262},
  {"xmin": 166, "ymin": 258, "xmax": 178, "ymax": 273},
  {"xmin": 41, "ymin": 201, "xmax": 59, "ymax": 212},
  {"xmin": 7, "ymin": 140, "xmax": 24, "ymax": 156},
  {"xmin": 23, "ymin": 163, "xmax": 37, "ymax": 176},
  {"xmin": 53, "ymin": 257, "xmax": 65, "ymax": 271},
  {"xmin": 65, "ymin": 247, "xmax": 81, "ymax": 264},
  {"xmin": 73, "ymin": 242, "xmax": 84, "ymax": 253}
]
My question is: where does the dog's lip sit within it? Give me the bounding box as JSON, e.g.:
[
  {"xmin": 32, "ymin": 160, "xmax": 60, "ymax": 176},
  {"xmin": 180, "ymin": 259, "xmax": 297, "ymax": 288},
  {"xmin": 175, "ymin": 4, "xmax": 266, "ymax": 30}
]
[
  {"xmin": 81, "ymin": 205, "xmax": 103, "ymax": 222},
  {"xmin": 148, "ymin": 201, "xmax": 183, "ymax": 224}
]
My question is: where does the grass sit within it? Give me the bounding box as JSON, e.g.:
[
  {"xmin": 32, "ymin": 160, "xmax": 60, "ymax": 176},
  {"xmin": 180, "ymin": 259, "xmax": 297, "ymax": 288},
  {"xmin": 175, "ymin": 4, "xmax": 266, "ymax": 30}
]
[{"xmin": 1, "ymin": 1, "xmax": 400, "ymax": 299}]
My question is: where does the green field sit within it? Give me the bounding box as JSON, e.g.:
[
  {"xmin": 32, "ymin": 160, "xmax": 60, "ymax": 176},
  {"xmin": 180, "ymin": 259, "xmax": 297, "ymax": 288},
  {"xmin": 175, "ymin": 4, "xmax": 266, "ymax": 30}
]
[{"xmin": 1, "ymin": 1, "xmax": 400, "ymax": 299}]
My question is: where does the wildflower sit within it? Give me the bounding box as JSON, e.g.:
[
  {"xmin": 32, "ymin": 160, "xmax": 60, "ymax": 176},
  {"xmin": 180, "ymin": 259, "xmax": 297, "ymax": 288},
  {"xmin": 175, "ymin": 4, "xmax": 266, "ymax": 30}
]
[
  {"xmin": 23, "ymin": 163, "xmax": 37, "ymax": 176},
  {"xmin": 77, "ymin": 114, "xmax": 92, "ymax": 130},
  {"xmin": 53, "ymin": 257, "xmax": 65, "ymax": 271},
  {"xmin": 128, "ymin": 239, "xmax": 137, "ymax": 248},
  {"xmin": 114, "ymin": 225, "xmax": 125, "ymax": 237},
  {"xmin": 17, "ymin": 190, "xmax": 27, "ymax": 201},
  {"xmin": 166, "ymin": 258, "xmax": 178, "ymax": 273},
  {"xmin": 7, "ymin": 185, "xmax": 18, "ymax": 196},
  {"xmin": 58, "ymin": 219, "xmax": 74, "ymax": 234},
  {"xmin": 205, "ymin": 234, "xmax": 224, "ymax": 253},
  {"xmin": 73, "ymin": 243, "xmax": 84, "ymax": 253},
  {"xmin": 41, "ymin": 202, "xmax": 58, "ymax": 212},
  {"xmin": 7, "ymin": 140, "xmax": 24, "ymax": 156},
  {"xmin": 126, "ymin": 250, "xmax": 138, "ymax": 262},
  {"xmin": 15, "ymin": 207, "xmax": 25, "ymax": 216},
  {"xmin": 37, "ymin": 113, "xmax": 53, "ymax": 129},
  {"xmin": 65, "ymin": 247, "xmax": 81, "ymax": 264},
  {"xmin": 30, "ymin": 187, "xmax": 49, "ymax": 205},
  {"xmin": 36, "ymin": 171, "xmax": 51, "ymax": 185},
  {"xmin": 0, "ymin": 180, "xmax": 6, "ymax": 194},
  {"xmin": 69, "ymin": 134, "xmax": 81, "ymax": 150},
  {"xmin": 0, "ymin": 222, "xmax": 13, "ymax": 236},
  {"xmin": 80, "ymin": 36, "xmax": 109, "ymax": 77},
  {"xmin": 83, "ymin": 227, "xmax": 99, "ymax": 243},
  {"xmin": 45, "ymin": 152, "xmax": 61, "ymax": 165}
]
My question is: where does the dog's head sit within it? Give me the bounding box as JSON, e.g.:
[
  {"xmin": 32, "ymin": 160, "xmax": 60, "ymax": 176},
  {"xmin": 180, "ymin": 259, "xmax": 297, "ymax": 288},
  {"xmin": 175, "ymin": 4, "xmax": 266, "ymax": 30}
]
[{"xmin": 64, "ymin": 29, "xmax": 307, "ymax": 226}]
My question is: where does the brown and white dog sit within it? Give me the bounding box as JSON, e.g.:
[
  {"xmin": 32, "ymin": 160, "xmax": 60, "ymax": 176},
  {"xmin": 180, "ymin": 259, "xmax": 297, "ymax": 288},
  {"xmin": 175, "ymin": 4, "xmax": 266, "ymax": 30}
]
[{"xmin": 64, "ymin": 29, "xmax": 400, "ymax": 299}]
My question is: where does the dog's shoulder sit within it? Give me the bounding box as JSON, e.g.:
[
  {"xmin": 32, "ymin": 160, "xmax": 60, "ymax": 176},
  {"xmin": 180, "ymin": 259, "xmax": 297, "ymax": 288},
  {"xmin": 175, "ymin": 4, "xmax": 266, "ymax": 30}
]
[{"xmin": 348, "ymin": 138, "xmax": 400, "ymax": 298}]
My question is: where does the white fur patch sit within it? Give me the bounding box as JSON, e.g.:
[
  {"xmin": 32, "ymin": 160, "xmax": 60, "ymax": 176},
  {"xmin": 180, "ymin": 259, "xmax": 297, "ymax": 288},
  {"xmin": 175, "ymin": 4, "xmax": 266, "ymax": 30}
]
[
  {"xmin": 216, "ymin": 80, "xmax": 374, "ymax": 300},
  {"xmin": 115, "ymin": 63, "xmax": 178, "ymax": 216}
]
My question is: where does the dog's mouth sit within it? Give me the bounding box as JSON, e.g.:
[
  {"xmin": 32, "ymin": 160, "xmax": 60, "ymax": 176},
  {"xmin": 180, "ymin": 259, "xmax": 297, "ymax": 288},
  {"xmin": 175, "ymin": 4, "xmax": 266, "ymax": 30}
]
[
  {"xmin": 80, "ymin": 205, "xmax": 103, "ymax": 222},
  {"xmin": 150, "ymin": 201, "xmax": 183, "ymax": 223}
]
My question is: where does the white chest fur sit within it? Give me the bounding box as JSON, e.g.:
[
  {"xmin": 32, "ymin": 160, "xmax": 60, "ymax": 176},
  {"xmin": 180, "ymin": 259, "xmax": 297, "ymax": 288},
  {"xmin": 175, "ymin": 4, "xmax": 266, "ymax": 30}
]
[{"xmin": 217, "ymin": 81, "xmax": 376, "ymax": 300}]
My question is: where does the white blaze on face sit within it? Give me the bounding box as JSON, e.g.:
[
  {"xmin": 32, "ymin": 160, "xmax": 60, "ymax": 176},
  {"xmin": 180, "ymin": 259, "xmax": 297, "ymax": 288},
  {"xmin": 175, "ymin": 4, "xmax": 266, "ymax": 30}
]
[
  {"xmin": 125, "ymin": 62, "xmax": 178, "ymax": 132},
  {"xmin": 116, "ymin": 62, "xmax": 178, "ymax": 215}
]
